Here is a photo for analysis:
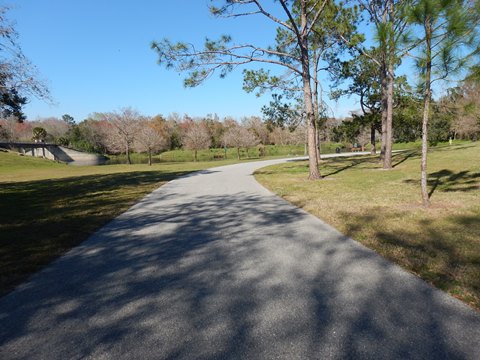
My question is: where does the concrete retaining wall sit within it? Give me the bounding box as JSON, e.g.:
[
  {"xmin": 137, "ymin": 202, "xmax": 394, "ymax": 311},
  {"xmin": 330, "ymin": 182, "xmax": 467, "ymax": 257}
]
[{"xmin": 0, "ymin": 142, "xmax": 107, "ymax": 165}]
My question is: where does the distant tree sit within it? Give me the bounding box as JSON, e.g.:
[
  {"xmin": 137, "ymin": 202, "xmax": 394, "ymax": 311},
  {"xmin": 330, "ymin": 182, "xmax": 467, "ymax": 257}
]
[
  {"xmin": 223, "ymin": 125, "xmax": 259, "ymax": 159},
  {"xmin": 36, "ymin": 117, "xmax": 69, "ymax": 142},
  {"xmin": 242, "ymin": 116, "xmax": 270, "ymax": 145},
  {"xmin": 203, "ymin": 113, "xmax": 225, "ymax": 148},
  {"xmin": 291, "ymin": 123, "xmax": 307, "ymax": 147},
  {"xmin": 32, "ymin": 127, "xmax": 47, "ymax": 142},
  {"xmin": 182, "ymin": 122, "xmax": 212, "ymax": 162},
  {"xmin": 165, "ymin": 112, "xmax": 183, "ymax": 150},
  {"xmin": 332, "ymin": 118, "xmax": 360, "ymax": 144},
  {"xmin": 102, "ymin": 108, "xmax": 142, "ymax": 164},
  {"xmin": 134, "ymin": 119, "xmax": 168, "ymax": 165},
  {"xmin": 62, "ymin": 114, "xmax": 75, "ymax": 126},
  {"xmin": 270, "ymin": 127, "xmax": 293, "ymax": 146},
  {"xmin": 392, "ymin": 92, "xmax": 423, "ymax": 142},
  {"xmin": 0, "ymin": 121, "xmax": 7, "ymax": 140},
  {"xmin": 261, "ymin": 94, "xmax": 300, "ymax": 131},
  {"xmin": 70, "ymin": 118, "xmax": 110, "ymax": 154},
  {"xmin": 449, "ymin": 81, "xmax": 480, "ymax": 140},
  {"xmin": 0, "ymin": 116, "xmax": 17, "ymax": 141},
  {"xmin": 0, "ymin": 87, "xmax": 27, "ymax": 121}
]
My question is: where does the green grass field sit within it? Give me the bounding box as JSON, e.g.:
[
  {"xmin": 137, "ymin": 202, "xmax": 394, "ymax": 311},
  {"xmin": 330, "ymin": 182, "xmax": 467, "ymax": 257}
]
[{"xmin": 255, "ymin": 142, "xmax": 480, "ymax": 310}]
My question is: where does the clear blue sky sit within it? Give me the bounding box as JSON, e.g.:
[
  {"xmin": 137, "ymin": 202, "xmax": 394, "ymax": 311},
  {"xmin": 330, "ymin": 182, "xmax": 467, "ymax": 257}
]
[{"xmin": 9, "ymin": 0, "xmax": 360, "ymax": 122}]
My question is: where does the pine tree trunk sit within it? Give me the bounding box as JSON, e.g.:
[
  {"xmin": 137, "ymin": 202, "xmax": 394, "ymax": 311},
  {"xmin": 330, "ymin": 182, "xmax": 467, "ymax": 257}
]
[
  {"xmin": 421, "ymin": 17, "xmax": 433, "ymax": 207},
  {"xmin": 384, "ymin": 62, "xmax": 394, "ymax": 169},
  {"xmin": 305, "ymin": 88, "xmax": 320, "ymax": 179},
  {"xmin": 380, "ymin": 65, "xmax": 388, "ymax": 163},
  {"xmin": 299, "ymin": 1, "xmax": 320, "ymax": 180}
]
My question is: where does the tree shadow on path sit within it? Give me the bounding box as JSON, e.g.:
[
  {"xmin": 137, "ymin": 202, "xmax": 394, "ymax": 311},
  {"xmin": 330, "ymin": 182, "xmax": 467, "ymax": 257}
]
[{"xmin": 0, "ymin": 188, "xmax": 479, "ymax": 359}]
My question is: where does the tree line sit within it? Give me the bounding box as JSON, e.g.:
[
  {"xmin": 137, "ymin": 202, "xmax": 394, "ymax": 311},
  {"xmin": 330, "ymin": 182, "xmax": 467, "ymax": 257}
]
[
  {"xmin": 0, "ymin": 109, "xmax": 310, "ymax": 164},
  {"xmin": 2, "ymin": 79, "xmax": 478, "ymax": 163}
]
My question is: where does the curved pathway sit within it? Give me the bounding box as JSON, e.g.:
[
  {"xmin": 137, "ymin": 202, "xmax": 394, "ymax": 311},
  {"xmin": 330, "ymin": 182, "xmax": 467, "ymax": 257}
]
[{"xmin": 1, "ymin": 155, "xmax": 479, "ymax": 359}]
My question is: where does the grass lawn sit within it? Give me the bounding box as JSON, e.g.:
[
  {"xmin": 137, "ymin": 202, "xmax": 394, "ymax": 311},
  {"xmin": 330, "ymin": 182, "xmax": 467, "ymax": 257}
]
[
  {"xmin": 255, "ymin": 142, "xmax": 480, "ymax": 310},
  {"xmin": 0, "ymin": 151, "xmax": 245, "ymax": 296}
]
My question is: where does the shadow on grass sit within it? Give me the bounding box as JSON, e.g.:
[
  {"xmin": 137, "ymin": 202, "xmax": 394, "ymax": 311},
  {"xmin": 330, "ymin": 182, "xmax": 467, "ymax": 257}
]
[
  {"xmin": 0, "ymin": 187, "xmax": 479, "ymax": 358},
  {"xmin": 392, "ymin": 150, "xmax": 420, "ymax": 168},
  {"xmin": 339, "ymin": 211, "xmax": 480, "ymax": 310},
  {"xmin": 403, "ymin": 169, "xmax": 480, "ymax": 197},
  {"xmin": 0, "ymin": 169, "xmax": 199, "ymax": 296},
  {"xmin": 322, "ymin": 156, "xmax": 380, "ymax": 178}
]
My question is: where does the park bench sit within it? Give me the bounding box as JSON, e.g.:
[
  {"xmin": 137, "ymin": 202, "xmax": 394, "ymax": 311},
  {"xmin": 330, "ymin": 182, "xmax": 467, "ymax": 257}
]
[{"xmin": 349, "ymin": 143, "xmax": 363, "ymax": 152}]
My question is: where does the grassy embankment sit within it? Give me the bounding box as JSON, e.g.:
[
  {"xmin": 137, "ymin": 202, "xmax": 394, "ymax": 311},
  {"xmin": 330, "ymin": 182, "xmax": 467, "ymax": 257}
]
[
  {"xmin": 106, "ymin": 143, "xmax": 345, "ymax": 164},
  {"xmin": 255, "ymin": 142, "xmax": 480, "ymax": 310},
  {"xmin": 0, "ymin": 152, "xmax": 248, "ymax": 296}
]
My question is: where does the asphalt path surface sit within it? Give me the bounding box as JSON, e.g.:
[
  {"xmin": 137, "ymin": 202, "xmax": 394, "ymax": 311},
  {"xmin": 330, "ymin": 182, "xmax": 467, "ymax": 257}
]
[{"xmin": 1, "ymin": 153, "xmax": 479, "ymax": 359}]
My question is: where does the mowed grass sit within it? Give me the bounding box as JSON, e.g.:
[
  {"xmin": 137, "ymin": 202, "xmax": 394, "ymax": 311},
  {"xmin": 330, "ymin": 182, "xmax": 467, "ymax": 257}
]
[
  {"xmin": 255, "ymin": 143, "xmax": 480, "ymax": 310},
  {"xmin": 0, "ymin": 151, "xmax": 242, "ymax": 296}
]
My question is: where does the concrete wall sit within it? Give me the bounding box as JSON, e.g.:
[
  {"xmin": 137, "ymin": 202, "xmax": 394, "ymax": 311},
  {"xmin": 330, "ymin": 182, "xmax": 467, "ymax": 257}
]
[
  {"xmin": 50, "ymin": 146, "xmax": 107, "ymax": 165},
  {"xmin": 0, "ymin": 142, "xmax": 107, "ymax": 165}
]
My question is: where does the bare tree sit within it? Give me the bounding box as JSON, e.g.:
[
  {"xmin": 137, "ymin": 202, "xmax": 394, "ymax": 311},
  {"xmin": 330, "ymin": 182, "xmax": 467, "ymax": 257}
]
[
  {"xmin": 451, "ymin": 81, "xmax": 480, "ymax": 140},
  {"xmin": 102, "ymin": 108, "xmax": 142, "ymax": 164},
  {"xmin": 134, "ymin": 119, "xmax": 168, "ymax": 165},
  {"xmin": 0, "ymin": 116, "xmax": 28, "ymax": 142},
  {"xmin": 182, "ymin": 122, "xmax": 212, "ymax": 162},
  {"xmin": 291, "ymin": 123, "xmax": 307, "ymax": 146},
  {"xmin": 35, "ymin": 117, "xmax": 69, "ymax": 142},
  {"xmin": 223, "ymin": 125, "xmax": 259, "ymax": 159},
  {"xmin": 242, "ymin": 116, "xmax": 270, "ymax": 145},
  {"xmin": 270, "ymin": 127, "xmax": 292, "ymax": 146}
]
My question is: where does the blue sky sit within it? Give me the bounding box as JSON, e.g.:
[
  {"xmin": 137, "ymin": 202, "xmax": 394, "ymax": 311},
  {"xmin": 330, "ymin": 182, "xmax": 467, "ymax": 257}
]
[{"xmin": 9, "ymin": 0, "xmax": 361, "ymax": 122}]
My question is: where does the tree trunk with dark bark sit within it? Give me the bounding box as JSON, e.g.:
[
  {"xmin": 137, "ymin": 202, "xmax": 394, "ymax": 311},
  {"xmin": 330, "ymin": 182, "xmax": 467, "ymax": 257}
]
[
  {"xmin": 421, "ymin": 16, "xmax": 433, "ymax": 207},
  {"xmin": 370, "ymin": 124, "xmax": 376, "ymax": 155}
]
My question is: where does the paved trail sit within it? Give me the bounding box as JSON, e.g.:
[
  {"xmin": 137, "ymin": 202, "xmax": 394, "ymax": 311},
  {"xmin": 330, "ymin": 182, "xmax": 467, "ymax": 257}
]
[{"xmin": 1, "ymin": 155, "xmax": 479, "ymax": 359}]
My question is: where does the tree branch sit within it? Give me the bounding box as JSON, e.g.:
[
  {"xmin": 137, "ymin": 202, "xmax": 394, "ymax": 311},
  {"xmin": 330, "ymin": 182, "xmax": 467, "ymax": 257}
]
[{"xmin": 306, "ymin": 0, "xmax": 329, "ymax": 36}]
